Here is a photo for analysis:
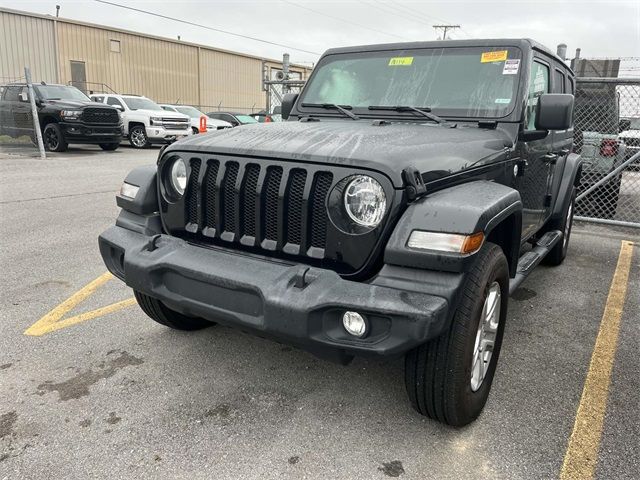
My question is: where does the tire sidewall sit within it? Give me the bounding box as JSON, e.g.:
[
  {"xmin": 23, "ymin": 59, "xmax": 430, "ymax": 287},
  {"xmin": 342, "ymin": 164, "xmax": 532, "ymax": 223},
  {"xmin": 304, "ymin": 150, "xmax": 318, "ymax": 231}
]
[
  {"xmin": 448, "ymin": 245, "xmax": 509, "ymax": 424},
  {"xmin": 43, "ymin": 123, "xmax": 67, "ymax": 152}
]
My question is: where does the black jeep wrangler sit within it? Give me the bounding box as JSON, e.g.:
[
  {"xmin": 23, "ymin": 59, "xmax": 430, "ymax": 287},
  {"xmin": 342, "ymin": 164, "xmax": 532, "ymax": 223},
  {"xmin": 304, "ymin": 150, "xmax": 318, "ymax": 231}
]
[
  {"xmin": 0, "ymin": 83, "xmax": 122, "ymax": 152},
  {"xmin": 99, "ymin": 39, "xmax": 581, "ymax": 426}
]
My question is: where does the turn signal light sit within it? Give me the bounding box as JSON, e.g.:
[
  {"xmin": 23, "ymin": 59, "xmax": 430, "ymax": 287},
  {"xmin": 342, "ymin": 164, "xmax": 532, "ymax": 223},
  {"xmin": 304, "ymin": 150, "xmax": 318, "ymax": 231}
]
[{"xmin": 407, "ymin": 230, "xmax": 484, "ymax": 254}]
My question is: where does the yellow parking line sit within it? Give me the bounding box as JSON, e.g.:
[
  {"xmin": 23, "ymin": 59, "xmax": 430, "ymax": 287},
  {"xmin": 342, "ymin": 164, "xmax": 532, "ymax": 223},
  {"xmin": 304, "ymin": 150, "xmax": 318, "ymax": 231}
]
[
  {"xmin": 560, "ymin": 240, "xmax": 635, "ymax": 480},
  {"xmin": 24, "ymin": 272, "xmax": 135, "ymax": 336}
]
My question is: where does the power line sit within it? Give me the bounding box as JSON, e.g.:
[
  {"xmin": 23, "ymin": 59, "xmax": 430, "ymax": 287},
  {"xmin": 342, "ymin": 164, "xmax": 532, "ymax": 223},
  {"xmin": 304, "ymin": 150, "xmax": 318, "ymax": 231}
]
[
  {"xmin": 281, "ymin": 0, "xmax": 410, "ymax": 41},
  {"xmin": 355, "ymin": 0, "xmax": 434, "ymax": 29},
  {"xmin": 433, "ymin": 24, "xmax": 460, "ymax": 40},
  {"xmin": 372, "ymin": 1, "xmax": 470, "ymax": 39},
  {"xmin": 93, "ymin": 0, "xmax": 321, "ymax": 56}
]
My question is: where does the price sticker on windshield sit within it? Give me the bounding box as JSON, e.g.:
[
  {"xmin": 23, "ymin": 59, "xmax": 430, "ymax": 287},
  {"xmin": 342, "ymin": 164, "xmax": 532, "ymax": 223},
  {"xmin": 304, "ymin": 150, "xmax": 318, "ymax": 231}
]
[
  {"xmin": 481, "ymin": 50, "xmax": 508, "ymax": 63},
  {"xmin": 388, "ymin": 57, "xmax": 414, "ymax": 66}
]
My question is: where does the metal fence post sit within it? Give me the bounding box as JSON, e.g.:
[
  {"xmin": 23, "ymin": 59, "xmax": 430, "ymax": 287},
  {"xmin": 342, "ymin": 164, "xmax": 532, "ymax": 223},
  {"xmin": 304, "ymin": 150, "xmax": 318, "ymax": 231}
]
[{"xmin": 24, "ymin": 67, "xmax": 46, "ymax": 159}]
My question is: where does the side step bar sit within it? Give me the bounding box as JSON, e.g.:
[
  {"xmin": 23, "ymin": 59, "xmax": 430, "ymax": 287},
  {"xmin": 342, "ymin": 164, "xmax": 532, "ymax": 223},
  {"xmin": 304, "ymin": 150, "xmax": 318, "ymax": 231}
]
[{"xmin": 509, "ymin": 230, "xmax": 562, "ymax": 295}]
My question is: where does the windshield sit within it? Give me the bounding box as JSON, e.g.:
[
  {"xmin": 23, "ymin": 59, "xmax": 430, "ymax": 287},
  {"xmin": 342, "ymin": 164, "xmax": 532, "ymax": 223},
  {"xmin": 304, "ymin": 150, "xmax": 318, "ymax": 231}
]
[
  {"xmin": 175, "ymin": 106, "xmax": 203, "ymax": 118},
  {"xmin": 300, "ymin": 46, "xmax": 523, "ymax": 119},
  {"xmin": 122, "ymin": 97, "xmax": 162, "ymax": 111},
  {"xmin": 236, "ymin": 115, "xmax": 259, "ymax": 124},
  {"xmin": 35, "ymin": 85, "xmax": 90, "ymax": 101}
]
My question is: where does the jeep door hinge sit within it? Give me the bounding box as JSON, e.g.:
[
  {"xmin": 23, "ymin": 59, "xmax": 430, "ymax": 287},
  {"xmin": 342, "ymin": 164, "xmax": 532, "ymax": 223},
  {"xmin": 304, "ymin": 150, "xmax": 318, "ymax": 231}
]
[{"xmin": 402, "ymin": 166, "xmax": 427, "ymax": 201}]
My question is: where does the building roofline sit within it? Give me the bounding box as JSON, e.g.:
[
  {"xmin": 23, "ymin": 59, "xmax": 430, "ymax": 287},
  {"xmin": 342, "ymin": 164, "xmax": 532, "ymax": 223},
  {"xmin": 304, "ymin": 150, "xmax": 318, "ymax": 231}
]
[{"xmin": 0, "ymin": 6, "xmax": 311, "ymax": 71}]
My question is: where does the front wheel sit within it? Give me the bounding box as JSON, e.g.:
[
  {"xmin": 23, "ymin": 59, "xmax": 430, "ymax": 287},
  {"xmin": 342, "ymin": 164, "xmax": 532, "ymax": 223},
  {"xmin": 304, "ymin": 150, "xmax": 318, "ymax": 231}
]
[
  {"xmin": 43, "ymin": 123, "xmax": 68, "ymax": 152},
  {"xmin": 99, "ymin": 143, "xmax": 120, "ymax": 151},
  {"xmin": 128, "ymin": 125, "xmax": 150, "ymax": 148},
  {"xmin": 404, "ymin": 242, "xmax": 509, "ymax": 426},
  {"xmin": 134, "ymin": 291, "xmax": 213, "ymax": 330}
]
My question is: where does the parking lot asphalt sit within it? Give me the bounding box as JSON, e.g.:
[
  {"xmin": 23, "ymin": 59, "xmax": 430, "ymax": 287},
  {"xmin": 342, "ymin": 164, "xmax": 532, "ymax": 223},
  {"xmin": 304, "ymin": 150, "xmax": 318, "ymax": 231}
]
[{"xmin": 1, "ymin": 146, "xmax": 638, "ymax": 480}]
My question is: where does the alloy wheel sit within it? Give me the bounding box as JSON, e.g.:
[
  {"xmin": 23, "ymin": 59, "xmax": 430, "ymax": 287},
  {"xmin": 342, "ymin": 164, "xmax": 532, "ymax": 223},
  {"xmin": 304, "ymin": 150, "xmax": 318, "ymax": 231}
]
[{"xmin": 470, "ymin": 281, "xmax": 501, "ymax": 392}]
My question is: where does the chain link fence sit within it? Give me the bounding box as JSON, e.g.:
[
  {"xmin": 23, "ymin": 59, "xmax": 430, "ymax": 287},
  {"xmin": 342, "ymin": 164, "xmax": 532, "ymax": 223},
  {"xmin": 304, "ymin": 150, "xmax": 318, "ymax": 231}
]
[
  {"xmin": 265, "ymin": 80, "xmax": 306, "ymax": 115},
  {"xmin": 574, "ymin": 77, "xmax": 640, "ymax": 227}
]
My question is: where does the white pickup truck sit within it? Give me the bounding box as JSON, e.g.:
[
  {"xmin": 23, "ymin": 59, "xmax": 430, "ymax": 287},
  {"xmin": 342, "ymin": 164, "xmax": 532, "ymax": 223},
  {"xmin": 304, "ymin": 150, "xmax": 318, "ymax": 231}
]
[
  {"xmin": 90, "ymin": 94, "xmax": 191, "ymax": 148},
  {"xmin": 159, "ymin": 104, "xmax": 233, "ymax": 134}
]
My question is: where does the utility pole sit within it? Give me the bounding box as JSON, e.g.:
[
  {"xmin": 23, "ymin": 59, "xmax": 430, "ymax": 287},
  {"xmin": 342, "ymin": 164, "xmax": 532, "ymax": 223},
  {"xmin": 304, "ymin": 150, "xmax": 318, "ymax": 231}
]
[{"xmin": 433, "ymin": 24, "xmax": 460, "ymax": 40}]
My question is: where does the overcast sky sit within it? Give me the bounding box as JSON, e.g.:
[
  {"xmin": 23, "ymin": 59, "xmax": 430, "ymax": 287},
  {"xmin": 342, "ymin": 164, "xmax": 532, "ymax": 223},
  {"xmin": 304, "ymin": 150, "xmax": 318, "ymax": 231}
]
[{"xmin": 3, "ymin": 0, "xmax": 639, "ymax": 68}]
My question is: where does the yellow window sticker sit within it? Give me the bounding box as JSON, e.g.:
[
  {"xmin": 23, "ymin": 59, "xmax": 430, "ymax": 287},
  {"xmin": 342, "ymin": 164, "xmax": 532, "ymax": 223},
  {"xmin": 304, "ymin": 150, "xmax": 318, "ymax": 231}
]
[
  {"xmin": 481, "ymin": 50, "xmax": 508, "ymax": 63},
  {"xmin": 388, "ymin": 57, "xmax": 414, "ymax": 66}
]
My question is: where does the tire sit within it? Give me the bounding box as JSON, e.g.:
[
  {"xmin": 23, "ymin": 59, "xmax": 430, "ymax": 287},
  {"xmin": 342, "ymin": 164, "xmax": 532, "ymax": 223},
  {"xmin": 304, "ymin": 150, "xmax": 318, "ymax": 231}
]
[
  {"xmin": 134, "ymin": 290, "xmax": 213, "ymax": 330},
  {"xmin": 99, "ymin": 143, "xmax": 120, "ymax": 151},
  {"xmin": 128, "ymin": 125, "xmax": 150, "ymax": 148},
  {"xmin": 43, "ymin": 123, "xmax": 68, "ymax": 152},
  {"xmin": 404, "ymin": 242, "xmax": 509, "ymax": 426},
  {"xmin": 543, "ymin": 187, "xmax": 576, "ymax": 266},
  {"xmin": 192, "ymin": 127, "xmax": 200, "ymax": 135}
]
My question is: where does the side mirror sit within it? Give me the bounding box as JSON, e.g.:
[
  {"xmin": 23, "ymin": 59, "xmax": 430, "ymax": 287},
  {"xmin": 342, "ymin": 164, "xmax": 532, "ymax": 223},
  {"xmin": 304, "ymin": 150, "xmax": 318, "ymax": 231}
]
[
  {"xmin": 114, "ymin": 104, "xmax": 124, "ymax": 112},
  {"xmin": 535, "ymin": 93, "xmax": 574, "ymax": 131},
  {"xmin": 281, "ymin": 93, "xmax": 298, "ymax": 120},
  {"xmin": 19, "ymin": 91, "xmax": 29, "ymax": 102}
]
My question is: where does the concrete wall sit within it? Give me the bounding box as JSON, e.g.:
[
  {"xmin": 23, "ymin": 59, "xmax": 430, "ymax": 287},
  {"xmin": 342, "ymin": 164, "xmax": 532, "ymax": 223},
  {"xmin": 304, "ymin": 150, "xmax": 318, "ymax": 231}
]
[{"xmin": 0, "ymin": 8, "xmax": 310, "ymax": 112}]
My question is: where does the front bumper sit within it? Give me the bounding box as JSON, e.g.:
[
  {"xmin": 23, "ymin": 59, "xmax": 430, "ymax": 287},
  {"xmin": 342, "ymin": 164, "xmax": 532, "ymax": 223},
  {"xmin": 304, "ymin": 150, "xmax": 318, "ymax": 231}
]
[
  {"xmin": 99, "ymin": 223, "xmax": 453, "ymax": 359},
  {"xmin": 60, "ymin": 122, "xmax": 122, "ymax": 144},
  {"xmin": 146, "ymin": 126, "xmax": 191, "ymax": 144}
]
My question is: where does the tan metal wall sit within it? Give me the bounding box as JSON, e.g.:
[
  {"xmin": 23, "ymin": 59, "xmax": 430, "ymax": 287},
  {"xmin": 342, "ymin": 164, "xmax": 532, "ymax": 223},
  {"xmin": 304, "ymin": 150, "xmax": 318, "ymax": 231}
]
[
  {"xmin": 57, "ymin": 22, "xmax": 200, "ymax": 105},
  {"xmin": 0, "ymin": 10, "xmax": 57, "ymax": 83},
  {"xmin": 1, "ymin": 8, "xmax": 311, "ymax": 112}
]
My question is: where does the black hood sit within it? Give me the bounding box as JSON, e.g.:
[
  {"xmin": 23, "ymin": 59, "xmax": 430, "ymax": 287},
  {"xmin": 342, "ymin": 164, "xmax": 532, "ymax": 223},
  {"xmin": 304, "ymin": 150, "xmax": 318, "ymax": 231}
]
[
  {"xmin": 44, "ymin": 99, "xmax": 116, "ymax": 109},
  {"xmin": 167, "ymin": 120, "xmax": 515, "ymax": 187}
]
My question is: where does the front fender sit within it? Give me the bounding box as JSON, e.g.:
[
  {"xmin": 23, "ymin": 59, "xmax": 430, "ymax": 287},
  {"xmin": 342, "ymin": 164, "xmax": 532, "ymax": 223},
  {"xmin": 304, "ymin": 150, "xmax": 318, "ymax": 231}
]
[{"xmin": 384, "ymin": 181, "xmax": 522, "ymax": 274}]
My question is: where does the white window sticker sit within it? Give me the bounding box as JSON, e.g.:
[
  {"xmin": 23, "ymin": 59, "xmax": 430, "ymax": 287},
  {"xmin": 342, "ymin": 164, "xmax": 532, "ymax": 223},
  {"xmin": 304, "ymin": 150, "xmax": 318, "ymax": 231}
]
[
  {"xmin": 495, "ymin": 98, "xmax": 511, "ymax": 104},
  {"xmin": 503, "ymin": 59, "xmax": 520, "ymax": 75}
]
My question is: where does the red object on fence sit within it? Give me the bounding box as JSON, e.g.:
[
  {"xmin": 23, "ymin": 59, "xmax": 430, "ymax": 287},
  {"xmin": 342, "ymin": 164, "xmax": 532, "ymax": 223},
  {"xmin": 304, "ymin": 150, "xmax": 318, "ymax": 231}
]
[{"xmin": 199, "ymin": 115, "xmax": 207, "ymax": 133}]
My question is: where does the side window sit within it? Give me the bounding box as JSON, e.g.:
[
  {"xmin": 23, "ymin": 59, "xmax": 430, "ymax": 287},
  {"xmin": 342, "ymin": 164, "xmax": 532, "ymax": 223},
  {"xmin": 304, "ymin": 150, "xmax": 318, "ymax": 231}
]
[
  {"xmin": 3, "ymin": 87, "xmax": 20, "ymax": 102},
  {"xmin": 161, "ymin": 106, "xmax": 173, "ymax": 111},
  {"xmin": 526, "ymin": 60, "xmax": 550, "ymax": 130},
  {"xmin": 107, "ymin": 97, "xmax": 124, "ymax": 109},
  {"xmin": 554, "ymin": 69, "xmax": 566, "ymax": 93},
  {"xmin": 566, "ymin": 76, "xmax": 575, "ymax": 95}
]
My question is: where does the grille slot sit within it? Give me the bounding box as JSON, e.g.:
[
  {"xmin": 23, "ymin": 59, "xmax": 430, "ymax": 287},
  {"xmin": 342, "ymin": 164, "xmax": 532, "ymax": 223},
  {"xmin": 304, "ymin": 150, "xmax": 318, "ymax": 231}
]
[
  {"xmin": 263, "ymin": 167, "xmax": 283, "ymax": 241},
  {"xmin": 222, "ymin": 162, "xmax": 240, "ymax": 234},
  {"xmin": 182, "ymin": 158, "xmax": 335, "ymax": 256},
  {"xmin": 309, "ymin": 172, "xmax": 333, "ymax": 248},
  {"xmin": 242, "ymin": 164, "xmax": 261, "ymax": 237},
  {"xmin": 82, "ymin": 107, "xmax": 119, "ymax": 124},
  {"xmin": 286, "ymin": 169, "xmax": 307, "ymax": 245},
  {"xmin": 186, "ymin": 159, "xmax": 201, "ymax": 226},
  {"xmin": 203, "ymin": 160, "xmax": 220, "ymax": 231}
]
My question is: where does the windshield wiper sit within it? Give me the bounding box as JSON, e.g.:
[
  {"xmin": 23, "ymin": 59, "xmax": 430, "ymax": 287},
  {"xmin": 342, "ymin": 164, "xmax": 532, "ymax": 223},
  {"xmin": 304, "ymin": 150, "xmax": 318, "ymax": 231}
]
[
  {"xmin": 368, "ymin": 105, "xmax": 446, "ymax": 124},
  {"xmin": 301, "ymin": 103, "xmax": 360, "ymax": 120}
]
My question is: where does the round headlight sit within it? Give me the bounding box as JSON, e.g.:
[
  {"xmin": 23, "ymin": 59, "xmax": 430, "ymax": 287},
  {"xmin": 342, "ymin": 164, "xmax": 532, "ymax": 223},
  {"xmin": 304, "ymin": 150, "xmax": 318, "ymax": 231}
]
[
  {"xmin": 344, "ymin": 175, "xmax": 386, "ymax": 227},
  {"xmin": 170, "ymin": 158, "xmax": 187, "ymax": 196}
]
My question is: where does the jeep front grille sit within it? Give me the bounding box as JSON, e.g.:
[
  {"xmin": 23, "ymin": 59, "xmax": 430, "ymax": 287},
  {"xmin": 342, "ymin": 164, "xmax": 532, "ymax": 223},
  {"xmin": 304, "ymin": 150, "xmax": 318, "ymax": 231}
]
[
  {"xmin": 183, "ymin": 157, "xmax": 333, "ymax": 255},
  {"xmin": 82, "ymin": 107, "xmax": 119, "ymax": 124}
]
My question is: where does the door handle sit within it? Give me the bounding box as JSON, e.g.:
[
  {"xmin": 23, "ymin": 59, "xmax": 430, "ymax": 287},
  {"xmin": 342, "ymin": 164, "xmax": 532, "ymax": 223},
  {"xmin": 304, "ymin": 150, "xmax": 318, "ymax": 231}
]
[{"xmin": 541, "ymin": 153, "xmax": 558, "ymax": 164}]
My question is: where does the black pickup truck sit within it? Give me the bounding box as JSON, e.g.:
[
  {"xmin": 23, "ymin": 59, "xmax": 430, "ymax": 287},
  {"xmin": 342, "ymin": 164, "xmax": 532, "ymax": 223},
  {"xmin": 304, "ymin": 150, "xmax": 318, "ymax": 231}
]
[
  {"xmin": 0, "ymin": 83, "xmax": 122, "ymax": 152},
  {"xmin": 99, "ymin": 39, "xmax": 581, "ymax": 426}
]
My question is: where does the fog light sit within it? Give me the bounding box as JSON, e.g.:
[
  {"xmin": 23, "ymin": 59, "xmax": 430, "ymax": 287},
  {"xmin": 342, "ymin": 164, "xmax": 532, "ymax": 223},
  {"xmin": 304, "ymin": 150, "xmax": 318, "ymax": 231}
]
[{"xmin": 342, "ymin": 311, "xmax": 367, "ymax": 338}]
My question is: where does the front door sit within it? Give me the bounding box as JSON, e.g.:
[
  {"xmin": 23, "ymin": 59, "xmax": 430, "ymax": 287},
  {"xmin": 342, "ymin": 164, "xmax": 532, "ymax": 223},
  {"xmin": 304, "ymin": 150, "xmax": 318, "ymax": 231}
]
[
  {"xmin": 516, "ymin": 57, "xmax": 555, "ymax": 240},
  {"xmin": 70, "ymin": 61, "xmax": 87, "ymax": 94}
]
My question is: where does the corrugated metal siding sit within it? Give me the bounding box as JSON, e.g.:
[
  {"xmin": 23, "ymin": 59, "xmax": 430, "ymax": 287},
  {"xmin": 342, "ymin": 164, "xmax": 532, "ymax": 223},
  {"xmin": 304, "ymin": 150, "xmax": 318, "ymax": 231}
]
[
  {"xmin": 199, "ymin": 48, "xmax": 265, "ymax": 111},
  {"xmin": 0, "ymin": 11, "xmax": 57, "ymax": 83},
  {"xmin": 57, "ymin": 23, "xmax": 199, "ymax": 105}
]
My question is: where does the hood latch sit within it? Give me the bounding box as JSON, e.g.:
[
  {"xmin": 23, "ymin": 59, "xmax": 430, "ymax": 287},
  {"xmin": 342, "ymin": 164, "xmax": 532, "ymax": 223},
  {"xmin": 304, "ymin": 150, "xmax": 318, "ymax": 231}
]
[{"xmin": 402, "ymin": 166, "xmax": 427, "ymax": 201}]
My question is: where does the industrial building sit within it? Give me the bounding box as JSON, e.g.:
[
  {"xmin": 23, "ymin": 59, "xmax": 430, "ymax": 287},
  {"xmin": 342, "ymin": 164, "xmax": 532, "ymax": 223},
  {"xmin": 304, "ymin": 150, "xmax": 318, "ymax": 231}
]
[{"xmin": 0, "ymin": 7, "xmax": 311, "ymax": 113}]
